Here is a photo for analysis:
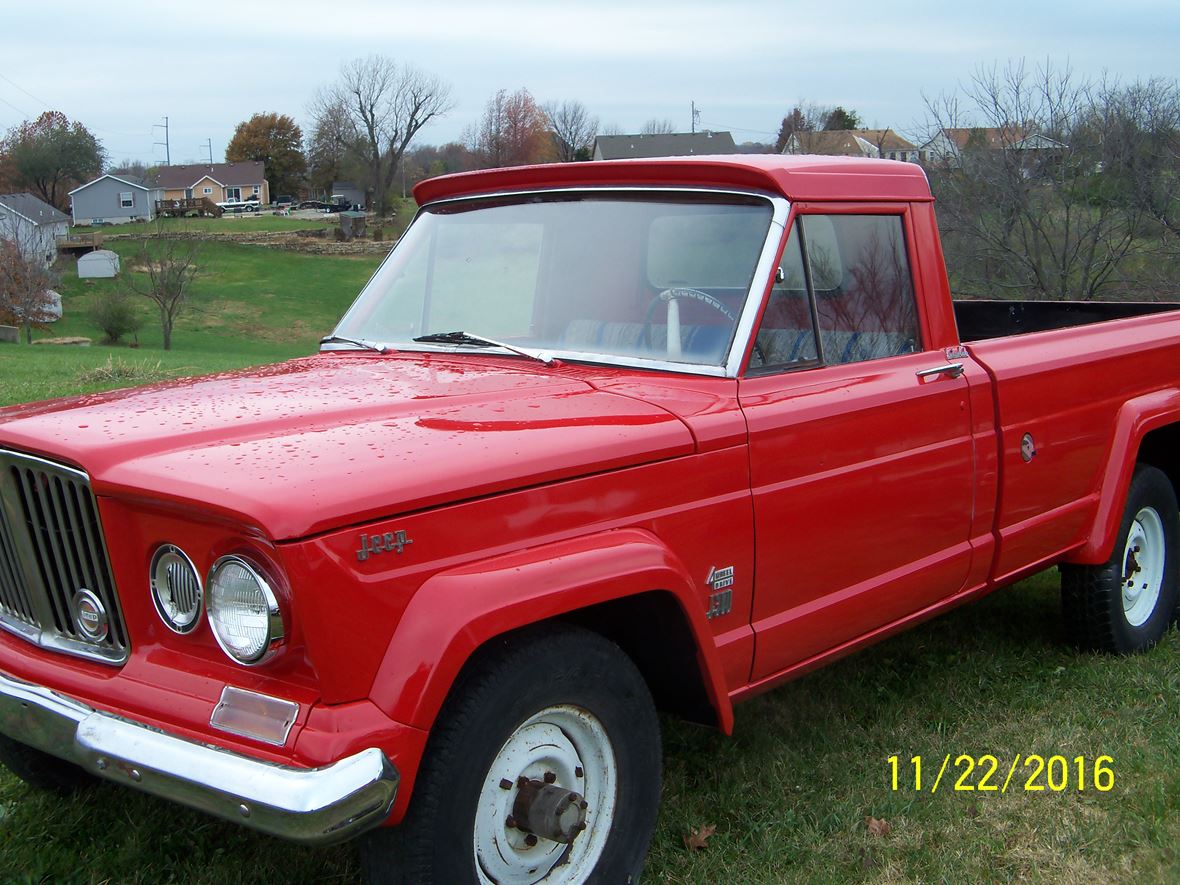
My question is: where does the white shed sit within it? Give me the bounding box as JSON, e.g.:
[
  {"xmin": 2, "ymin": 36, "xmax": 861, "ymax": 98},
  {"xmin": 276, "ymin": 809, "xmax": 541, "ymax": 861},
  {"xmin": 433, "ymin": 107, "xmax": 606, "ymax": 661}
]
[{"xmin": 77, "ymin": 249, "xmax": 120, "ymax": 279}]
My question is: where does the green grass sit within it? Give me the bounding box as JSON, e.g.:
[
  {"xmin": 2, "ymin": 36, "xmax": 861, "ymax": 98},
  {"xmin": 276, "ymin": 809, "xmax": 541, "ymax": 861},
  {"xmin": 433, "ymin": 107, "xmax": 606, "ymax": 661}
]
[
  {"xmin": 1, "ymin": 238, "xmax": 1178, "ymax": 882},
  {"xmin": 68, "ymin": 198, "xmax": 417, "ymax": 238}
]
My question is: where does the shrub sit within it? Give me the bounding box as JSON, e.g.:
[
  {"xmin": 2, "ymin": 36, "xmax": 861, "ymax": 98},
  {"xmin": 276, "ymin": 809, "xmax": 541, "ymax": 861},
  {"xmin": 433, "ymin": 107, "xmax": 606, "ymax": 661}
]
[{"xmin": 90, "ymin": 290, "xmax": 143, "ymax": 344}]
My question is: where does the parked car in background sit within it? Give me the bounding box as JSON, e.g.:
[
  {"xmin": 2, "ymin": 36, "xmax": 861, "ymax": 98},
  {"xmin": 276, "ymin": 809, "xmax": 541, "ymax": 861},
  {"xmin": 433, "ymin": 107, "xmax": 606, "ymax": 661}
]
[
  {"xmin": 216, "ymin": 198, "xmax": 260, "ymax": 214},
  {"xmin": 274, "ymin": 195, "xmax": 295, "ymax": 210}
]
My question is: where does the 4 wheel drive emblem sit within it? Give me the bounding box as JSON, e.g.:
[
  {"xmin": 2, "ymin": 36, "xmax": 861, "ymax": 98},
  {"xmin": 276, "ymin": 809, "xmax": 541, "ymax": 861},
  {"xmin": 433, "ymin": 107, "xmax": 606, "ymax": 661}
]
[
  {"xmin": 706, "ymin": 566, "xmax": 735, "ymax": 619},
  {"xmin": 73, "ymin": 589, "xmax": 109, "ymax": 642},
  {"xmin": 357, "ymin": 530, "xmax": 413, "ymax": 561}
]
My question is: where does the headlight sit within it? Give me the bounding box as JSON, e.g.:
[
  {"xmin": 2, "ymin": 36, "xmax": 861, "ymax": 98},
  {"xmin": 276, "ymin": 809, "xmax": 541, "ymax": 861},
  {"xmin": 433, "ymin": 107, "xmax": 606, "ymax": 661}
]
[
  {"xmin": 206, "ymin": 555, "xmax": 284, "ymax": 665},
  {"xmin": 149, "ymin": 544, "xmax": 203, "ymax": 634}
]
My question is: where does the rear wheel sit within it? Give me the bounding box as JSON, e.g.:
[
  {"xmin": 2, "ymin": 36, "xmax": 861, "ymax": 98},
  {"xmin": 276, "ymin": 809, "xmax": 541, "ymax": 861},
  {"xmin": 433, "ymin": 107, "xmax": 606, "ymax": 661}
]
[
  {"xmin": 360, "ymin": 625, "xmax": 661, "ymax": 884},
  {"xmin": 1062, "ymin": 464, "xmax": 1179, "ymax": 653}
]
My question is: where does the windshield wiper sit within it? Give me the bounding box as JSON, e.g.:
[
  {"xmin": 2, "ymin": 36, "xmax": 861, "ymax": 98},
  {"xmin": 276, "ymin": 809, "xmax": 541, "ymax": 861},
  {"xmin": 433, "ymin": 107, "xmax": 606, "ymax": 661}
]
[
  {"xmin": 319, "ymin": 334, "xmax": 390, "ymax": 354},
  {"xmin": 412, "ymin": 331, "xmax": 558, "ymax": 366}
]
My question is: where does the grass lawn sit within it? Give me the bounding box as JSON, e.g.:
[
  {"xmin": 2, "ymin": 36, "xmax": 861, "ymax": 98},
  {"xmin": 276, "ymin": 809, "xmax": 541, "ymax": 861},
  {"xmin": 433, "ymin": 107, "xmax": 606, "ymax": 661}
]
[
  {"xmin": 67, "ymin": 197, "xmax": 418, "ymax": 238},
  {"xmin": 0, "ymin": 237, "xmax": 1178, "ymax": 882}
]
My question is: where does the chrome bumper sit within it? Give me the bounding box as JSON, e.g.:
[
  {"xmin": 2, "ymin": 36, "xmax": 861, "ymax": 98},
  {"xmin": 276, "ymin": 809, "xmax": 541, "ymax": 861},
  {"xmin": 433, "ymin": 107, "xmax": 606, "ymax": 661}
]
[{"xmin": 0, "ymin": 670, "xmax": 399, "ymax": 845}]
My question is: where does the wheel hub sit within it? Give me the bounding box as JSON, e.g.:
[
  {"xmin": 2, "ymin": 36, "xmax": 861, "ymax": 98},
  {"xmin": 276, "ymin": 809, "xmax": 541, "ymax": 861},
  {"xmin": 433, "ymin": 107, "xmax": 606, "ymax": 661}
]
[{"xmin": 510, "ymin": 776, "xmax": 589, "ymax": 844}]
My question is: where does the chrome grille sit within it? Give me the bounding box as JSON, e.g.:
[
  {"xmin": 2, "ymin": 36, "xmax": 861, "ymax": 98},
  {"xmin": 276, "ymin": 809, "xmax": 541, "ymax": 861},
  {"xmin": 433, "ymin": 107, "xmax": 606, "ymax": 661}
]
[{"xmin": 0, "ymin": 448, "xmax": 128, "ymax": 664}]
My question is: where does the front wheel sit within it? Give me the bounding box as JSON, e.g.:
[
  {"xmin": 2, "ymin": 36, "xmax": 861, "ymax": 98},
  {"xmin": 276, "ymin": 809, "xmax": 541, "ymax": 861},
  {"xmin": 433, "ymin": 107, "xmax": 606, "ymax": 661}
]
[
  {"xmin": 1062, "ymin": 464, "xmax": 1179, "ymax": 653},
  {"xmin": 360, "ymin": 625, "xmax": 661, "ymax": 884}
]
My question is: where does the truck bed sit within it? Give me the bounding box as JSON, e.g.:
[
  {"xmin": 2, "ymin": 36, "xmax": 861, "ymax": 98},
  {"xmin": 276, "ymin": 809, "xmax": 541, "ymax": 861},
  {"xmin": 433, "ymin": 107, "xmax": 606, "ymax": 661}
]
[{"xmin": 954, "ymin": 299, "xmax": 1180, "ymax": 342}]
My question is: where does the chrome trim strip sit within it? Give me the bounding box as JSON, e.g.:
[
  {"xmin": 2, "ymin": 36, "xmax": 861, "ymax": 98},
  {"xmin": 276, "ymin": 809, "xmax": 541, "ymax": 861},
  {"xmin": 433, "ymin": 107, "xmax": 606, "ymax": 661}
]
[
  {"xmin": 0, "ymin": 669, "xmax": 399, "ymax": 845},
  {"xmin": 724, "ymin": 199, "xmax": 790, "ymax": 377},
  {"xmin": 326, "ymin": 188, "xmax": 791, "ymax": 379}
]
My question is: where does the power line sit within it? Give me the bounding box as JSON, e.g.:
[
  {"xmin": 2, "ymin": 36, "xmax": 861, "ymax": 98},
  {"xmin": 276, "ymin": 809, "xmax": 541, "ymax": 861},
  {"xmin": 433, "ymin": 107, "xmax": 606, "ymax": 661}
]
[
  {"xmin": 700, "ymin": 120, "xmax": 779, "ymax": 138},
  {"xmin": 0, "ymin": 71, "xmax": 48, "ymax": 108}
]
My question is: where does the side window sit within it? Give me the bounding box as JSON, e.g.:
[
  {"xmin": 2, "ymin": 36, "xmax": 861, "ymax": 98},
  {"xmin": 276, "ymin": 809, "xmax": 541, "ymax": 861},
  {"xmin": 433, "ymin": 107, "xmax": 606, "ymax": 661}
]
[
  {"xmin": 748, "ymin": 213, "xmax": 920, "ymax": 373},
  {"xmin": 749, "ymin": 222, "xmax": 819, "ymax": 370},
  {"xmin": 807, "ymin": 214, "xmax": 920, "ymax": 365}
]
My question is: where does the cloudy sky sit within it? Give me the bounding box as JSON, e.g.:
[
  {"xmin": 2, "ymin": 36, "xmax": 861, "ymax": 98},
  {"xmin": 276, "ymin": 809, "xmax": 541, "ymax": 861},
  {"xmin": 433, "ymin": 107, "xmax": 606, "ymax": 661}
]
[{"xmin": 3, "ymin": 0, "xmax": 1179, "ymax": 165}]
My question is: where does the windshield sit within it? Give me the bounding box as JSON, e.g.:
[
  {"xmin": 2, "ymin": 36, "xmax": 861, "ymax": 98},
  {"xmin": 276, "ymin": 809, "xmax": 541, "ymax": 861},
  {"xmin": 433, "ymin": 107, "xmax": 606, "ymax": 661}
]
[{"xmin": 331, "ymin": 192, "xmax": 774, "ymax": 368}]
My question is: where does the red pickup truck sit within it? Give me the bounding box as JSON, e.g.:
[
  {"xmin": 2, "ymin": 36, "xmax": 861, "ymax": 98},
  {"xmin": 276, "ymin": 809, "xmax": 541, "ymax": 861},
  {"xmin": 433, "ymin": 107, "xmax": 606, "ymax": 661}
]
[{"xmin": 1, "ymin": 155, "xmax": 1178, "ymax": 883}]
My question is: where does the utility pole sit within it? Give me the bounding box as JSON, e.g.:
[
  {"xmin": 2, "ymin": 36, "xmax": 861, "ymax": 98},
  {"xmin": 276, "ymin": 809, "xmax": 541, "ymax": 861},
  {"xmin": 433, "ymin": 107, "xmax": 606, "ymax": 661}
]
[
  {"xmin": 153, "ymin": 116, "xmax": 171, "ymax": 165},
  {"xmin": 204, "ymin": 138, "xmax": 213, "ymax": 164},
  {"xmin": 691, "ymin": 101, "xmax": 700, "ymax": 134}
]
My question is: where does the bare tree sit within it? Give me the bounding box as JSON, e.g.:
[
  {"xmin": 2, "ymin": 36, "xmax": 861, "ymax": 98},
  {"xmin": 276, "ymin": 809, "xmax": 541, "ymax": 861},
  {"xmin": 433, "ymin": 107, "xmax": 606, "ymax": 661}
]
[
  {"xmin": 467, "ymin": 88, "xmax": 553, "ymax": 168},
  {"xmin": 640, "ymin": 119, "xmax": 676, "ymax": 135},
  {"xmin": 120, "ymin": 222, "xmax": 200, "ymax": 350},
  {"xmin": 925, "ymin": 61, "xmax": 1180, "ymax": 301},
  {"xmin": 312, "ymin": 56, "xmax": 453, "ymax": 214},
  {"xmin": 0, "ymin": 238, "xmax": 56, "ymax": 343},
  {"xmin": 544, "ymin": 100, "xmax": 599, "ymax": 162}
]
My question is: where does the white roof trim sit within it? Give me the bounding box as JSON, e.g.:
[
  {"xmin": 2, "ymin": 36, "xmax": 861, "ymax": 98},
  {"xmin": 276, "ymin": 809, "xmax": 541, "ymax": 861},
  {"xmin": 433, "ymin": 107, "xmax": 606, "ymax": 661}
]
[
  {"xmin": 68, "ymin": 173, "xmax": 150, "ymax": 196},
  {"xmin": 187, "ymin": 175, "xmax": 226, "ymax": 188}
]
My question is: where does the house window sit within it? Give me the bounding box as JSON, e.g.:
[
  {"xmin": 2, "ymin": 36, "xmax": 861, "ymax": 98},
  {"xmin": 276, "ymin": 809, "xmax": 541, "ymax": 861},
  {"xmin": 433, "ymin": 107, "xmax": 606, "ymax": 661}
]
[
  {"xmin": 203, "ymin": 187, "xmax": 213, "ymax": 195},
  {"xmin": 119, "ymin": 192, "xmax": 134, "ymax": 208},
  {"xmin": 252, "ymin": 185, "xmax": 260, "ymax": 194}
]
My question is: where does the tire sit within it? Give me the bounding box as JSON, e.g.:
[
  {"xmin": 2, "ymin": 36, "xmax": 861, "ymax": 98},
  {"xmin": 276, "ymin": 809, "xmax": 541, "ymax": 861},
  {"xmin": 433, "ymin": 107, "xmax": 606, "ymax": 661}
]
[
  {"xmin": 360, "ymin": 625, "xmax": 661, "ymax": 884},
  {"xmin": 1062, "ymin": 464, "xmax": 1179, "ymax": 653},
  {"xmin": 0, "ymin": 733, "xmax": 94, "ymax": 794}
]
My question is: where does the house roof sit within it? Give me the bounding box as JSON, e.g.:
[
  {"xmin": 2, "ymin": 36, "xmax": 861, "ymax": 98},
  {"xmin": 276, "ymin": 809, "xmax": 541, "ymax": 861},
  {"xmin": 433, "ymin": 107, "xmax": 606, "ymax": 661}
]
[
  {"xmin": 924, "ymin": 127, "xmax": 1026, "ymax": 151},
  {"xmin": 149, "ymin": 161, "xmax": 266, "ymax": 189},
  {"xmin": 415, "ymin": 154, "xmax": 935, "ymax": 205},
  {"xmin": 787, "ymin": 129, "xmax": 917, "ymax": 157},
  {"xmin": 0, "ymin": 192, "xmax": 69, "ymax": 226},
  {"xmin": 68, "ymin": 173, "xmax": 152, "ymax": 195},
  {"xmin": 594, "ymin": 131, "xmax": 737, "ymax": 160}
]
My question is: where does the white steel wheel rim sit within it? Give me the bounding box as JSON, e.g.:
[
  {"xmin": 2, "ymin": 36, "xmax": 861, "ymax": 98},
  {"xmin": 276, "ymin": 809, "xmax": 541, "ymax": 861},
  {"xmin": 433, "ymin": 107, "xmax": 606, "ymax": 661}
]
[
  {"xmin": 1122, "ymin": 506, "xmax": 1166, "ymax": 627},
  {"xmin": 474, "ymin": 704, "xmax": 617, "ymax": 885}
]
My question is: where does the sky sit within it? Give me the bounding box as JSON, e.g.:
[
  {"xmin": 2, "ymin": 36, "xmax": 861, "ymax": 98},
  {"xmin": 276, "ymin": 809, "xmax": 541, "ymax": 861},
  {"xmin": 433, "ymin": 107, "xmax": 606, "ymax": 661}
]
[{"xmin": 2, "ymin": 0, "xmax": 1179, "ymax": 166}]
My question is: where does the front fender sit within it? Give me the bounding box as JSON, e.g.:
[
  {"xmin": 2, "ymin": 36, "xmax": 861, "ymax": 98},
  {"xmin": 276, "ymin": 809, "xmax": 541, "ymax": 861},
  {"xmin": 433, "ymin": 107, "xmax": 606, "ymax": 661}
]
[
  {"xmin": 1068, "ymin": 388, "xmax": 1180, "ymax": 564},
  {"xmin": 368, "ymin": 527, "xmax": 733, "ymax": 735}
]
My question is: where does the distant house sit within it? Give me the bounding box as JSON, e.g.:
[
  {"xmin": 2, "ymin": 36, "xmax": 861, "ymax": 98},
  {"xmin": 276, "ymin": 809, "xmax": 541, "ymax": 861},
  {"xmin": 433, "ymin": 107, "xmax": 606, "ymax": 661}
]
[
  {"xmin": 0, "ymin": 193, "xmax": 69, "ymax": 267},
  {"xmin": 150, "ymin": 161, "xmax": 270, "ymax": 206},
  {"xmin": 783, "ymin": 129, "xmax": 918, "ymax": 162},
  {"xmin": 917, "ymin": 127, "xmax": 1066, "ymax": 166},
  {"xmin": 592, "ymin": 131, "xmax": 737, "ymax": 160},
  {"xmin": 68, "ymin": 174, "xmax": 164, "ymax": 225}
]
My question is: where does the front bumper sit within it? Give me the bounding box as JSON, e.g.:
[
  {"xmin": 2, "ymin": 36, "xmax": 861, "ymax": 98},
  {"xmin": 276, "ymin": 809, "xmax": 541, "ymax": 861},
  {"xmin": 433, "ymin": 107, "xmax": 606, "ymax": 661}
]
[{"xmin": 0, "ymin": 669, "xmax": 399, "ymax": 845}]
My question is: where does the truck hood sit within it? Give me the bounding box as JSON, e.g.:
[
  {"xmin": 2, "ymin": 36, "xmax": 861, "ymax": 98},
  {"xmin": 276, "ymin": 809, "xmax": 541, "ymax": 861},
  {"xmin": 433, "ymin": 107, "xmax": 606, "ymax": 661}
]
[{"xmin": 0, "ymin": 353, "xmax": 695, "ymax": 539}]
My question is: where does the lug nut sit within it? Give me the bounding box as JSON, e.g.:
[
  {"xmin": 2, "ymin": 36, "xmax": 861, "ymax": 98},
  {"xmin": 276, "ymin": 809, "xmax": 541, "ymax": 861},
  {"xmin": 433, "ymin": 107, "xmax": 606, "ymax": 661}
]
[
  {"xmin": 518, "ymin": 775, "xmax": 530, "ymax": 787},
  {"xmin": 499, "ymin": 778, "xmax": 513, "ymax": 791},
  {"xmin": 505, "ymin": 815, "xmax": 518, "ymax": 829},
  {"xmin": 524, "ymin": 834, "xmax": 538, "ymax": 847},
  {"xmin": 543, "ymin": 771, "xmax": 556, "ymax": 784}
]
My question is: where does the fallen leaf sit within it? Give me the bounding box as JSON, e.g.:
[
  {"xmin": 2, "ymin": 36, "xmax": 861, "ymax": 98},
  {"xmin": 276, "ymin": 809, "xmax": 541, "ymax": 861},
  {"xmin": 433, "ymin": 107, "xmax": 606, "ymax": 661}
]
[
  {"xmin": 865, "ymin": 816, "xmax": 892, "ymax": 838},
  {"xmin": 683, "ymin": 823, "xmax": 717, "ymax": 851}
]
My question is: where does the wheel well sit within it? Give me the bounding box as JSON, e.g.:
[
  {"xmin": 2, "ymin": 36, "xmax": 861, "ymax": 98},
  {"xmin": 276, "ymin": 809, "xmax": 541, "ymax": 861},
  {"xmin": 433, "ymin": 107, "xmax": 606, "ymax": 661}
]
[
  {"xmin": 1137, "ymin": 424, "xmax": 1180, "ymax": 496},
  {"xmin": 559, "ymin": 591, "xmax": 719, "ymax": 728},
  {"xmin": 452, "ymin": 592, "xmax": 719, "ymax": 730}
]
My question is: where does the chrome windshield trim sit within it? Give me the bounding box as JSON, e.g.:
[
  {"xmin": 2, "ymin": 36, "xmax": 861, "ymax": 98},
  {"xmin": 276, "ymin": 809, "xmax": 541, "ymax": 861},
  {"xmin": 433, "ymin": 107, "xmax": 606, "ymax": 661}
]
[
  {"xmin": 327, "ymin": 187, "xmax": 790, "ymax": 379},
  {"xmin": 725, "ymin": 198, "xmax": 790, "ymax": 377}
]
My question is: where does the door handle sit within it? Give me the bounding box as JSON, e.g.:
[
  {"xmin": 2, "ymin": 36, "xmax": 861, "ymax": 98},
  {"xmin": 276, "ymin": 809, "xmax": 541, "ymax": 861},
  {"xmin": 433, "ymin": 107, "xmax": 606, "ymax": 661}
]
[{"xmin": 915, "ymin": 363, "xmax": 965, "ymax": 379}]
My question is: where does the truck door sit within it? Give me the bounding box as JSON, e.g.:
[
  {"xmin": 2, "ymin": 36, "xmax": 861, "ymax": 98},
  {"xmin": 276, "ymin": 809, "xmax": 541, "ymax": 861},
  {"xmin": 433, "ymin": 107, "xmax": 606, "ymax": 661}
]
[{"xmin": 739, "ymin": 209, "xmax": 977, "ymax": 680}]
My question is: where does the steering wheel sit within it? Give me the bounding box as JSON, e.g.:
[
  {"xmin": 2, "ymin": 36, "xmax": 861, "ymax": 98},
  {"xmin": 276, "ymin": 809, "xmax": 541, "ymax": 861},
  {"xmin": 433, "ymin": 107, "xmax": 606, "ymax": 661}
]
[{"xmin": 642, "ymin": 288, "xmax": 736, "ymax": 359}]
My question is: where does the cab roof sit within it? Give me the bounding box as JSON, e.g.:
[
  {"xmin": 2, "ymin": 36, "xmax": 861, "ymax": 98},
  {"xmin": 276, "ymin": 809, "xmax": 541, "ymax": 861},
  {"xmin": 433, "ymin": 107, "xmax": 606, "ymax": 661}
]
[{"xmin": 412, "ymin": 154, "xmax": 934, "ymax": 205}]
